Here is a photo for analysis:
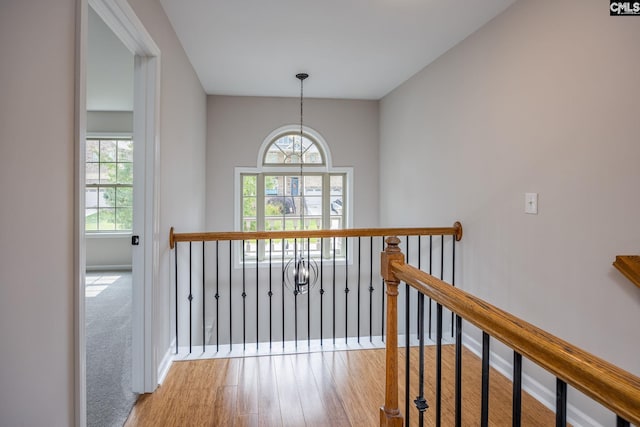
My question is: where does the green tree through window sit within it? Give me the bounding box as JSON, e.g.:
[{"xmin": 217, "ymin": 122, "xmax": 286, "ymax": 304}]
[{"xmin": 85, "ymin": 138, "xmax": 133, "ymax": 231}]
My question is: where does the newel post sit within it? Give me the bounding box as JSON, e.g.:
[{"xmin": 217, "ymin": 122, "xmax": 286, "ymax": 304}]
[{"xmin": 380, "ymin": 236, "xmax": 405, "ymax": 427}]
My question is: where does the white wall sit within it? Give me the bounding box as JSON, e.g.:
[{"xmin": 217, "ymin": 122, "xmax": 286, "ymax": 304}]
[
  {"xmin": 126, "ymin": 0, "xmax": 207, "ymax": 382},
  {"xmin": 86, "ymin": 234, "xmax": 132, "ymax": 271},
  {"xmin": 380, "ymin": 0, "xmax": 640, "ymax": 424},
  {"xmin": 0, "ymin": 0, "xmax": 76, "ymax": 424},
  {"xmin": 0, "ymin": 0, "xmax": 206, "ymax": 424},
  {"xmin": 87, "ymin": 6, "xmax": 134, "ymax": 111},
  {"xmin": 87, "ymin": 110, "xmax": 132, "ymax": 133},
  {"xmin": 206, "ymin": 95, "xmax": 380, "ymax": 231}
]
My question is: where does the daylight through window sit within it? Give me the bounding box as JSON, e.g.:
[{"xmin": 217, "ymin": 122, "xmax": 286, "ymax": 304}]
[
  {"xmin": 238, "ymin": 130, "xmax": 350, "ymax": 261},
  {"xmin": 85, "ymin": 138, "xmax": 133, "ymax": 232}
]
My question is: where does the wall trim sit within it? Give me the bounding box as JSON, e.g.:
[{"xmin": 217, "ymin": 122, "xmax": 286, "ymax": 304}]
[
  {"xmin": 86, "ymin": 264, "xmax": 132, "ymax": 272},
  {"xmin": 157, "ymin": 341, "xmax": 175, "ymax": 385},
  {"xmin": 74, "ymin": 1, "xmax": 89, "ymax": 425}
]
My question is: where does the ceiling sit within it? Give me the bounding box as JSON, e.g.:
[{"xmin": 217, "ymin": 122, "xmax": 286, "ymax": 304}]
[
  {"xmin": 87, "ymin": 0, "xmax": 519, "ymax": 109},
  {"xmin": 159, "ymin": 0, "xmax": 518, "ymax": 100}
]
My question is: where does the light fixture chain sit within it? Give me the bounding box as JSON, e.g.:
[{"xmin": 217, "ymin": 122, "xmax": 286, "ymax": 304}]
[
  {"xmin": 298, "ymin": 74, "xmax": 305, "ymax": 231},
  {"xmin": 288, "ymin": 72, "xmax": 314, "ymax": 295}
]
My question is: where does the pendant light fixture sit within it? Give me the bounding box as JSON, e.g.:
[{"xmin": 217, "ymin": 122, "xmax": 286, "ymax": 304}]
[{"xmin": 284, "ymin": 73, "xmax": 318, "ymax": 295}]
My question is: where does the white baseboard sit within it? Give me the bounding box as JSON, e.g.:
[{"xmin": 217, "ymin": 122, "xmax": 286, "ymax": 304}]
[
  {"xmin": 157, "ymin": 340, "xmax": 175, "ymax": 386},
  {"xmin": 171, "ymin": 334, "xmax": 454, "ymax": 361},
  {"xmin": 462, "ymin": 333, "xmax": 602, "ymax": 427},
  {"xmin": 86, "ymin": 264, "xmax": 132, "ymax": 271}
]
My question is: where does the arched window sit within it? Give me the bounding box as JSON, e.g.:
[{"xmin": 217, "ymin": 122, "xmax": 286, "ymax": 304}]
[
  {"xmin": 236, "ymin": 125, "xmax": 352, "ymax": 260},
  {"xmin": 263, "ymin": 133, "xmax": 324, "ymax": 165}
]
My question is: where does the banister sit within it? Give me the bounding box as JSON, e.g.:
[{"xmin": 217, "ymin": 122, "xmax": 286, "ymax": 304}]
[
  {"xmin": 388, "ymin": 258, "xmax": 640, "ymax": 425},
  {"xmin": 169, "ymin": 222, "xmax": 462, "ymax": 249},
  {"xmin": 613, "ymin": 255, "xmax": 640, "ymax": 289},
  {"xmin": 379, "ymin": 237, "xmax": 404, "ymax": 427}
]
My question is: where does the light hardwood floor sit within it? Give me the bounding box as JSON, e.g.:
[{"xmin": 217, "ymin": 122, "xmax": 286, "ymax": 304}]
[{"xmin": 125, "ymin": 346, "xmax": 558, "ymax": 426}]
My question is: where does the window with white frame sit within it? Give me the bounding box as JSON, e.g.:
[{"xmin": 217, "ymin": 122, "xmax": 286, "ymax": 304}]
[
  {"xmin": 238, "ymin": 127, "xmax": 351, "ymax": 261},
  {"xmin": 85, "ymin": 137, "xmax": 133, "ymax": 232}
]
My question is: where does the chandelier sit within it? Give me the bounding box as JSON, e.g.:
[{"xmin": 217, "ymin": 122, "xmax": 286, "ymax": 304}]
[{"xmin": 284, "ymin": 73, "xmax": 319, "ymax": 295}]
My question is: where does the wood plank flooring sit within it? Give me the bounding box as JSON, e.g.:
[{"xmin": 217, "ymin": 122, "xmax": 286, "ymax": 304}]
[{"xmin": 125, "ymin": 346, "xmax": 558, "ymax": 426}]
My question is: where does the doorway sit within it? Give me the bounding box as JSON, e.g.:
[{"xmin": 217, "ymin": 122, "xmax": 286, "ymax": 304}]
[
  {"xmin": 86, "ymin": 6, "xmax": 136, "ymax": 425},
  {"xmin": 76, "ymin": 0, "xmax": 160, "ymax": 425}
]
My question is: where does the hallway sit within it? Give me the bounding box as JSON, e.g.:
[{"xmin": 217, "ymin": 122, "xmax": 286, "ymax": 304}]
[{"xmin": 125, "ymin": 346, "xmax": 557, "ymax": 426}]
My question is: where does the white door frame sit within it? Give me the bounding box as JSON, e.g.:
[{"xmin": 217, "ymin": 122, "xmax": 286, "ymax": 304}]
[{"xmin": 75, "ymin": 0, "xmax": 160, "ymax": 424}]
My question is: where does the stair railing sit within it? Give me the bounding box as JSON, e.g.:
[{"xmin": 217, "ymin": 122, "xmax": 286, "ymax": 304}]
[
  {"xmin": 169, "ymin": 223, "xmax": 462, "ymax": 358},
  {"xmin": 380, "ymin": 237, "xmax": 640, "ymax": 427}
]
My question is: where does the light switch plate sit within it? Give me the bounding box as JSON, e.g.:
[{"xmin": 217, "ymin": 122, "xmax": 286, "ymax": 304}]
[{"xmin": 525, "ymin": 193, "xmax": 538, "ymax": 214}]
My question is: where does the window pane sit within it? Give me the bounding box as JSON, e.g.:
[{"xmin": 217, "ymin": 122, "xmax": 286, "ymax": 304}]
[
  {"xmin": 304, "ymin": 196, "xmax": 322, "ymax": 216},
  {"xmin": 116, "ymin": 208, "xmax": 132, "ymax": 231},
  {"xmin": 283, "ymin": 238, "xmax": 295, "ymax": 256},
  {"xmin": 100, "ymin": 163, "xmax": 116, "ymax": 184},
  {"xmin": 264, "ymin": 134, "xmax": 323, "ymax": 165},
  {"xmin": 243, "ymin": 219, "xmax": 256, "ymax": 232},
  {"xmin": 265, "ymin": 219, "xmax": 283, "ymax": 231},
  {"xmin": 330, "ymin": 196, "xmax": 343, "ymax": 215},
  {"xmin": 274, "ymin": 135, "xmax": 293, "ymax": 150},
  {"xmin": 288, "ymin": 153, "xmax": 301, "ymax": 164},
  {"xmin": 265, "ymin": 151, "xmax": 282, "ymax": 164},
  {"xmin": 86, "ymin": 163, "xmax": 99, "ymax": 185},
  {"xmin": 86, "ymin": 140, "xmax": 100, "ymax": 162},
  {"xmin": 290, "ymin": 196, "xmax": 301, "ymax": 216},
  {"xmin": 99, "ymin": 187, "xmax": 115, "ymax": 208},
  {"xmin": 116, "ymin": 187, "xmax": 133, "ymax": 208},
  {"xmin": 117, "ymin": 163, "xmax": 133, "ymax": 184},
  {"xmin": 243, "ymin": 197, "xmax": 256, "ymax": 217},
  {"xmin": 85, "ymin": 188, "xmax": 97, "ymax": 208},
  {"xmin": 244, "ymin": 240, "xmax": 257, "ymax": 258},
  {"xmin": 98, "ymin": 208, "xmax": 116, "ymax": 230},
  {"xmin": 330, "ymin": 175, "xmax": 343, "ymax": 195},
  {"xmin": 303, "ymin": 175, "xmax": 322, "ymax": 194},
  {"xmin": 117, "ymin": 140, "xmax": 133, "ymax": 162},
  {"xmin": 265, "ymin": 197, "xmax": 288, "ymax": 216},
  {"xmin": 100, "ymin": 140, "xmax": 116, "ymax": 162},
  {"xmin": 284, "ymin": 219, "xmax": 300, "ymax": 231},
  {"xmin": 242, "ymin": 175, "xmax": 256, "ymax": 197},
  {"xmin": 269, "ymin": 135, "xmax": 294, "ymax": 164},
  {"xmin": 85, "ymin": 209, "xmax": 98, "ymax": 230},
  {"xmin": 265, "ymin": 175, "xmax": 281, "ymax": 196},
  {"xmin": 268, "ymin": 238, "xmax": 286, "ymax": 253},
  {"xmin": 289, "ymin": 177, "xmax": 300, "ymax": 196},
  {"xmin": 304, "ymin": 218, "xmax": 321, "ymax": 230},
  {"xmin": 303, "ymin": 143, "xmax": 322, "ymax": 164}
]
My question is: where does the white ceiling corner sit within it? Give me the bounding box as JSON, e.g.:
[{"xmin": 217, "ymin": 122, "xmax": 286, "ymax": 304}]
[
  {"xmin": 158, "ymin": 0, "xmax": 518, "ymax": 100},
  {"xmin": 87, "ymin": 0, "xmax": 519, "ymax": 110}
]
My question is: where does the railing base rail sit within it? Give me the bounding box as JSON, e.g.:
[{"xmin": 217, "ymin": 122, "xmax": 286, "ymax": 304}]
[{"xmin": 172, "ymin": 334, "xmax": 455, "ymax": 361}]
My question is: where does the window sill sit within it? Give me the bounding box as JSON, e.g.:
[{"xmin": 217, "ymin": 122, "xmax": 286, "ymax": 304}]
[{"xmin": 86, "ymin": 232, "xmax": 132, "ymax": 239}]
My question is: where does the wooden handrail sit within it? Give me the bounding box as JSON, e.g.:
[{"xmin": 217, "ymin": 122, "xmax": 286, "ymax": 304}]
[
  {"xmin": 613, "ymin": 255, "xmax": 640, "ymax": 289},
  {"xmin": 386, "ymin": 254, "xmax": 640, "ymax": 425},
  {"xmin": 169, "ymin": 222, "xmax": 462, "ymax": 249}
]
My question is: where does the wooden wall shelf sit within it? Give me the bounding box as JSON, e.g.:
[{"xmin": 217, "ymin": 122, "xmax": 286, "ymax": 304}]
[{"xmin": 613, "ymin": 255, "xmax": 640, "ymax": 289}]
